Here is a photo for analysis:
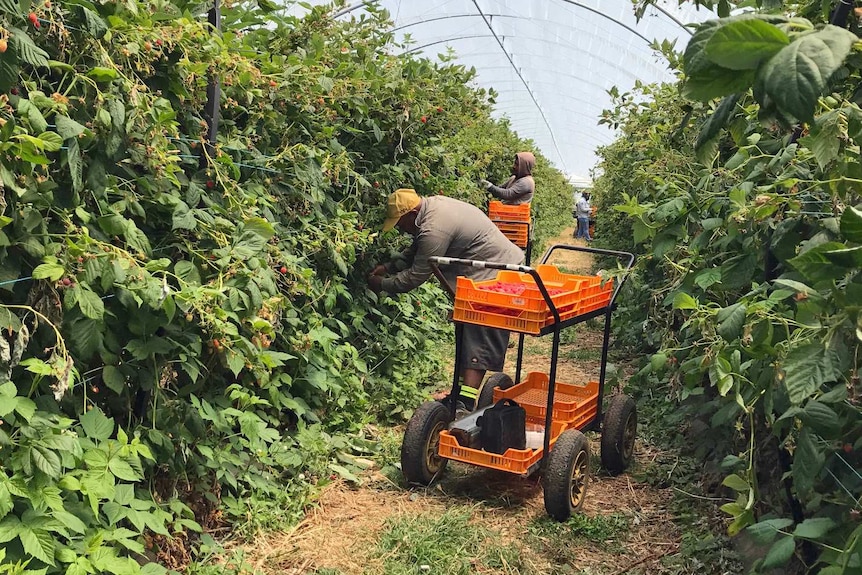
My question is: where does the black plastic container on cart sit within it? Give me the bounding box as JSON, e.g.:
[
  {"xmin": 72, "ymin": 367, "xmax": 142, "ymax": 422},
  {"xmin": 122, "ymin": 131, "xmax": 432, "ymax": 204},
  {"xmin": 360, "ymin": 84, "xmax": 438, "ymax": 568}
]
[{"xmin": 479, "ymin": 399, "xmax": 526, "ymax": 454}]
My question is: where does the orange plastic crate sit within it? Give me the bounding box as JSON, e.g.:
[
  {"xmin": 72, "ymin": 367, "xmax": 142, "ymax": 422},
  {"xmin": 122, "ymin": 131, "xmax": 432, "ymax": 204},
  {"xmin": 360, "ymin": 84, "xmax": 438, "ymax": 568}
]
[
  {"xmin": 453, "ymin": 267, "xmax": 613, "ymax": 333},
  {"xmin": 493, "ymin": 222, "xmax": 529, "ymax": 247},
  {"xmin": 488, "ymin": 201, "xmax": 531, "ymax": 223},
  {"xmin": 453, "ymin": 300, "xmax": 580, "ymax": 335},
  {"xmin": 438, "ymin": 420, "xmax": 567, "ymax": 475},
  {"xmin": 437, "ymin": 372, "xmax": 599, "ymax": 475},
  {"xmin": 494, "ymin": 373, "xmax": 600, "ymax": 431}
]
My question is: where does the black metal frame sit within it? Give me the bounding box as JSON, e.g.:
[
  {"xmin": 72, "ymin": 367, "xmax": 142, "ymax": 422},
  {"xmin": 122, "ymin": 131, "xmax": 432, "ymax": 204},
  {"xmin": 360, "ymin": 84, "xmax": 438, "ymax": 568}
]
[{"xmin": 430, "ymin": 244, "xmax": 635, "ymax": 473}]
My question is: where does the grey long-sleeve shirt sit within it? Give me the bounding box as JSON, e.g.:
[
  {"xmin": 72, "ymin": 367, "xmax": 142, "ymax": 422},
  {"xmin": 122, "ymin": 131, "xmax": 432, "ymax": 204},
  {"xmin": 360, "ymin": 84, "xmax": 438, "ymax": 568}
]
[
  {"xmin": 487, "ymin": 176, "xmax": 534, "ymax": 205},
  {"xmin": 381, "ymin": 196, "xmax": 525, "ymax": 294}
]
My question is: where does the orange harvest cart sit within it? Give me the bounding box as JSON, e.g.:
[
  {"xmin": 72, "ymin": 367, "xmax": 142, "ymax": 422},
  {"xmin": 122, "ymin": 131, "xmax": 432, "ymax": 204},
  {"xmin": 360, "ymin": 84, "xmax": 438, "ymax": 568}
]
[{"xmin": 401, "ymin": 245, "xmax": 636, "ymax": 520}]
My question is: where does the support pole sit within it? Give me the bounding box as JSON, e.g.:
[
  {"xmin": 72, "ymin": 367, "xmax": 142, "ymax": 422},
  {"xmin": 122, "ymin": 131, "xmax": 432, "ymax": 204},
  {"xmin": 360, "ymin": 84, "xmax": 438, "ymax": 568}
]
[{"xmin": 200, "ymin": 0, "xmax": 221, "ymax": 169}]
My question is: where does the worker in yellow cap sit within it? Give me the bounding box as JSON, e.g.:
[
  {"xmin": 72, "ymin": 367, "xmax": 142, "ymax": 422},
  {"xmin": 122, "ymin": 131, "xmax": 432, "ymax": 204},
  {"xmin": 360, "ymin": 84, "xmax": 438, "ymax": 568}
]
[{"xmin": 368, "ymin": 189, "xmax": 524, "ymax": 405}]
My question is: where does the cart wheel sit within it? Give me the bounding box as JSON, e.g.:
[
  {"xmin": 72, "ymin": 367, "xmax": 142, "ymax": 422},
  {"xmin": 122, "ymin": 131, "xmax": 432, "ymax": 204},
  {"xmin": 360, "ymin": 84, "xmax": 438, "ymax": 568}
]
[
  {"xmin": 600, "ymin": 394, "xmax": 637, "ymax": 475},
  {"xmin": 401, "ymin": 401, "xmax": 452, "ymax": 485},
  {"xmin": 543, "ymin": 429, "xmax": 590, "ymax": 521},
  {"xmin": 476, "ymin": 372, "xmax": 514, "ymax": 409}
]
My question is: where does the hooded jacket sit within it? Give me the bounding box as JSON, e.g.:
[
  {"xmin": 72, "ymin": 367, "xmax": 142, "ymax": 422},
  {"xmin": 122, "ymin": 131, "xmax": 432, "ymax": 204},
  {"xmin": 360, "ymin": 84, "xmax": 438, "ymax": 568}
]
[{"xmin": 487, "ymin": 152, "xmax": 535, "ymax": 205}]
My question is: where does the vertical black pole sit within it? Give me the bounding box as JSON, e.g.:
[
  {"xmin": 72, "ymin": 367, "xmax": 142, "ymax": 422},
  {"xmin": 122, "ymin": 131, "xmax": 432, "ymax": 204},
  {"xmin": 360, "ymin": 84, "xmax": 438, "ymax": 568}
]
[{"xmin": 200, "ymin": 0, "xmax": 221, "ymax": 169}]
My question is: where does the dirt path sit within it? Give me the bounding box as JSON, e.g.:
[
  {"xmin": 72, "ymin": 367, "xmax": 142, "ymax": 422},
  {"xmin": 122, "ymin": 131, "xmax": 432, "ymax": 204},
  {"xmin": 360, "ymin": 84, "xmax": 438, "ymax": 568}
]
[{"xmin": 238, "ymin": 229, "xmax": 696, "ymax": 575}]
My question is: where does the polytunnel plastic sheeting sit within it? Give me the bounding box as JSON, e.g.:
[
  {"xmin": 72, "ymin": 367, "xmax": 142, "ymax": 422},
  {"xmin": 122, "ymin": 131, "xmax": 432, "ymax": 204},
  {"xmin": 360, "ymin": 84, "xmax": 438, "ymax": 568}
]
[{"xmin": 288, "ymin": 0, "xmax": 712, "ymax": 182}]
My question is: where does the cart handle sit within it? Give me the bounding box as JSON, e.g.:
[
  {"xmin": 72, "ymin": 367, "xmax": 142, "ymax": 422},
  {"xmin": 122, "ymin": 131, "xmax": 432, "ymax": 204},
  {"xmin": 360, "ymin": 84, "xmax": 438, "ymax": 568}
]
[
  {"xmin": 429, "ymin": 256, "xmax": 565, "ymax": 324},
  {"xmin": 537, "ymin": 244, "xmax": 636, "ymax": 310}
]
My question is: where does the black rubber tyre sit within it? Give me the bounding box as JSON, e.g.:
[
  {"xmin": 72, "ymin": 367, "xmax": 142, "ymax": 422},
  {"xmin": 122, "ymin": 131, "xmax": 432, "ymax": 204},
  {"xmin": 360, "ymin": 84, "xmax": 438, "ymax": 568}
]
[
  {"xmin": 476, "ymin": 372, "xmax": 515, "ymax": 410},
  {"xmin": 543, "ymin": 429, "xmax": 590, "ymax": 521},
  {"xmin": 401, "ymin": 401, "xmax": 452, "ymax": 485},
  {"xmin": 600, "ymin": 394, "xmax": 637, "ymax": 475}
]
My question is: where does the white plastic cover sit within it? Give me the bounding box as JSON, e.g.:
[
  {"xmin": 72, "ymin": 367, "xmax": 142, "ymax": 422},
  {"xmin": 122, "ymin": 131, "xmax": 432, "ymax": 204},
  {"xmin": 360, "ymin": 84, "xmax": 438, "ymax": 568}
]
[{"xmin": 291, "ymin": 1, "xmax": 710, "ymax": 182}]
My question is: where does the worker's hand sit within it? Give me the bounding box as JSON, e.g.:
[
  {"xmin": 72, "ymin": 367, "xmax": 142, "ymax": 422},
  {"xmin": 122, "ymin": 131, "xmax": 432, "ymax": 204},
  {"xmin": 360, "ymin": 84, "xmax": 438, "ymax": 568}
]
[
  {"xmin": 370, "ymin": 264, "xmax": 387, "ymax": 277},
  {"xmin": 367, "ymin": 274, "xmax": 384, "ymax": 294},
  {"xmin": 479, "ymin": 179, "xmax": 493, "ymax": 190}
]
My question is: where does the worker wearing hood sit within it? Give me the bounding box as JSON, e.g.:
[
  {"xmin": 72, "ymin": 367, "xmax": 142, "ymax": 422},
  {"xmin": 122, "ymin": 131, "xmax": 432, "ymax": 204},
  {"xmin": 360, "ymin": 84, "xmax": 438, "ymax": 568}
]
[{"xmin": 480, "ymin": 152, "xmax": 535, "ymax": 205}]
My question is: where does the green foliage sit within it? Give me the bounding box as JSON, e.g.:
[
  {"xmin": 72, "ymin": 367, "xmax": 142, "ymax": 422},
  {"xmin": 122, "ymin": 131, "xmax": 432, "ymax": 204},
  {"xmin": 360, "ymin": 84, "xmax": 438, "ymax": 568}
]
[
  {"xmin": 595, "ymin": 3, "xmax": 862, "ymax": 573},
  {"xmin": 0, "ymin": 0, "xmax": 572, "ymax": 572},
  {"xmin": 528, "ymin": 513, "xmax": 629, "ymax": 545}
]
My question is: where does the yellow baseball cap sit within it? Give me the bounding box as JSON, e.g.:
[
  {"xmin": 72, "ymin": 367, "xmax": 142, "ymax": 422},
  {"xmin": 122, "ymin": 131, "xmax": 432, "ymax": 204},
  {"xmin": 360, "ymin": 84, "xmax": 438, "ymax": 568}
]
[{"xmin": 382, "ymin": 188, "xmax": 421, "ymax": 231}]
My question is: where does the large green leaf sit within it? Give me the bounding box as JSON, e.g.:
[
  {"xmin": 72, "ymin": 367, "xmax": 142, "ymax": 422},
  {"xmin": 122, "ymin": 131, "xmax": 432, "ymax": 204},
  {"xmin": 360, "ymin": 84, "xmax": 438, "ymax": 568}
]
[
  {"xmin": 800, "ymin": 400, "xmax": 841, "ymax": 436},
  {"xmin": 0, "ymin": 48, "xmax": 19, "ymax": 93},
  {"xmin": 32, "ymin": 262, "xmax": 65, "ymax": 281},
  {"xmin": 794, "ymin": 517, "xmax": 836, "ymax": 539},
  {"xmin": 684, "ymin": 20, "xmax": 722, "ymax": 78},
  {"xmin": 77, "ymin": 288, "xmax": 104, "ymax": 320},
  {"xmin": 717, "ymin": 302, "xmax": 746, "ymax": 341},
  {"xmin": 802, "ymin": 109, "xmax": 841, "ymax": 170},
  {"xmin": 761, "ymin": 536, "xmax": 795, "ymax": 569},
  {"xmin": 19, "ymin": 526, "xmax": 55, "ymax": 566},
  {"xmin": 684, "ymin": 68, "xmax": 756, "ymax": 102},
  {"xmin": 840, "ymin": 206, "xmax": 862, "ymax": 243},
  {"xmin": 0, "ymin": 0, "xmax": 21, "ymax": 15},
  {"xmin": 66, "ymin": 137, "xmax": 84, "ymax": 194},
  {"xmin": 76, "ymin": 5, "xmax": 107, "ymax": 38},
  {"xmin": 760, "ymin": 26, "xmax": 859, "ymax": 121},
  {"xmin": 8, "ymin": 27, "xmax": 48, "ymax": 68},
  {"xmin": 55, "ymin": 115, "xmax": 87, "ymax": 140},
  {"xmin": 788, "ymin": 241, "xmax": 849, "ymax": 282},
  {"xmin": 746, "ymin": 518, "xmax": 794, "ymax": 545},
  {"xmin": 30, "ymin": 445, "xmax": 61, "ymax": 478},
  {"xmin": 781, "ymin": 342, "xmax": 843, "ymax": 404},
  {"xmin": 705, "ymin": 19, "xmax": 789, "ymax": 70},
  {"xmin": 79, "ymin": 407, "xmax": 114, "ymax": 441}
]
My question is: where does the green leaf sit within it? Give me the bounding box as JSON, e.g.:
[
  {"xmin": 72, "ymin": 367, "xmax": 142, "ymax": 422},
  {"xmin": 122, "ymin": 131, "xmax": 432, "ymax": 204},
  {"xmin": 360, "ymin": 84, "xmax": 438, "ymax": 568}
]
[
  {"xmin": 696, "ymin": 94, "xmax": 741, "ymax": 152},
  {"xmin": 87, "ymin": 66, "xmax": 119, "ymax": 82},
  {"xmin": 77, "ymin": 288, "xmax": 104, "ymax": 320},
  {"xmin": 705, "ymin": 19, "xmax": 789, "ymax": 70},
  {"xmin": 37, "ymin": 131, "xmax": 63, "ymax": 152},
  {"xmin": 746, "ymin": 518, "xmax": 794, "ymax": 545},
  {"xmin": 0, "ymin": 0, "xmax": 21, "ymax": 15},
  {"xmin": 762, "ymin": 536, "xmax": 795, "ymax": 569},
  {"xmin": 19, "ymin": 526, "xmax": 55, "ymax": 566},
  {"xmin": 66, "ymin": 137, "xmax": 84, "ymax": 194},
  {"xmin": 0, "ymin": 515, "xmax": 21, "ymax": 543},
  {"xmin": 79, "ymin": 408, "xmax": 114, "ymax": 440},
  {"xmin": 107, "ymin": 457, "xmax": 140, "ymax": 481},
  {"xmin": 672, "ymin": 292, "xmax": 698, "ymax": 310},
  {"xmin": 793, "ymin": 428, "xmax": 824, "ymax": 496},
  {"xmin": 8, "ymin": 27, "xmax": 48, "ymax": 67},
  {"xmin": 788, "ymin": 241, "xmax": 848, "ymax": 282},
  {"xmin": 800, "ymin": 400, "xmax": 841, "ymax": 436},
  {"xmin": 840, "ymin": 206, "xmax": 862, "ymax": 243},
  {"xmin": 722, "ymin": 473, "xmax": 750, "ymax": 492},
  {"xmin": 717, "ymin": 303, "xmax": 746, "ymax": 341},
  {"xmin": 32, "ymin": 262, "xmax": 65, "ymax": 281},
  {"xmin": 31, "ymin": 445, "xmax": 61, "ymax": 478},
  {"xmin": 793, "ymin": 517, "xmax": 836, "ymax": 539},
  {"xmin": 694, "ymin": 268, "xmax": 722, "ymax": 290},
  {"xmin": 760, "ymin": 26, "xmax": 859, "ymax": 121},
  {"xmin": 684, "ymin": 68, "xmax": 756, "ymax": 102},
  {"xmin": 803, "ymin": 110, "xmax": 842, "ymax": 170},
  {"xmin": 781, "ymin": 342, "xmax": 843, "ymax": 404},
  {"xmin": 709, "ymin": 355, "xmax": 734, "ymax": 396},
  {"xmin": 55, "ymin": 115, "xmax": 87, "ymax": 140},
  {"xmin": 102, "ymin": 365, "xmax": 125, "ymax": 394},
  {"xmin": 76, "ymin": 5, "xmax": 107, "ymax": 38}
]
